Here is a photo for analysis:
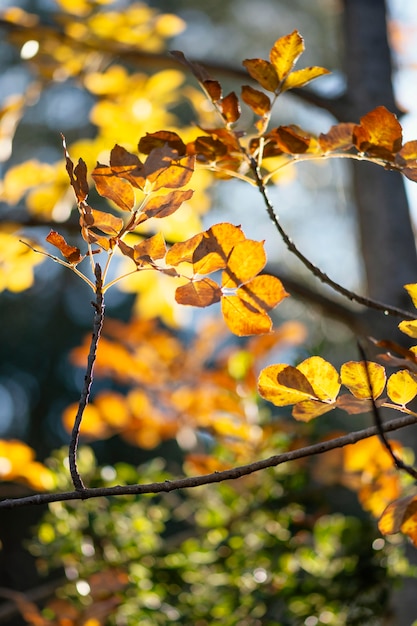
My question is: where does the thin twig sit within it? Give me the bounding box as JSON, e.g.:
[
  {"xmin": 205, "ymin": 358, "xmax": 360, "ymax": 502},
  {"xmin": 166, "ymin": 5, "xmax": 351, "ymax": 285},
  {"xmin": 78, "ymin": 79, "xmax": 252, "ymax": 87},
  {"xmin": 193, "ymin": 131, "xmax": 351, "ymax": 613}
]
[
  {"xmin": 357, "ymin": 340, "xmax": 417, "ymax": 481},
  {"xmin": 68, "ymin": 264, "xmax": 104, "ymax": 491},
  {"xmin": 248, "ymin": 156, "xmax": 415, "ymax": 321},
  {"xmin": 1, "ymin": 413, "xmax": 416, "ymax": 509}
]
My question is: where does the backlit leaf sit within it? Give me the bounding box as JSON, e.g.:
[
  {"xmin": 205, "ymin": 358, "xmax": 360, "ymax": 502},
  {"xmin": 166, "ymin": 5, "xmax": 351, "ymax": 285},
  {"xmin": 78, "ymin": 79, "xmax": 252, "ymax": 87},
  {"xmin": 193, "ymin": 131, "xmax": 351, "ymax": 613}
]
[
  {"xmin": 340, "ymin": 361, "xmax": 386, "ymax": 399},
  {"xmin": 145, "ymin": 151, "xmax": 195, "ymax": 191},
  {"xmin": 64, "ymin": 153, "xmax": 89, "ymax": 203},
  {"xmin": 398, "ymin": 319, "xmax": 417, "ymax": 338},
  {"xmin": 283, "ymin": 66, "xmax": 329, "ymax": 91},
  {"xmin": 258, "ymin": 363, "xmax": 317, "ymax": 406},
  {"xmin": 222, "ymin": 239, "xmax": 266, "ymax": 287},
  {"xmin": 292, "ymin": 399, "xmax": 336, "ymax": 422},
  {"xmin": 336, "ymin": 394, "xmax": 373, "ymax": 415},
  {"xmin": 352, "ymin": 106, "xmax": 402, "ymax": 159},
  {"xmin": 378, "ymin": 494, "xmax": 417, "ymax": 539},
  {"xmin": 386, "ymin": 370, "xmax": 417, "ymax": 405},
  {"xmin": 297, "ymin": 356, "xmax": 341, "ymax": 402},
  {"xmin": 109, "ymin": 144, "xmax": 145, "ymax": 189},
  {"xmin": 142, "ymin": 189, "xmax": 193, "ymax": 219},
  {"xmin": 221, "ymin": 92, "xmax": 241, "ymax": 124},
  {"xmin": 203, "ymin": 79, "xmax": 223, "ymax": 101},
  {"xmin": 241, "ymin": 85, "xmax": 271, "ymax": 116},
  {"xmin": 236, "ymin": 274, "xmax": 288, "ymax": 312},
  {"xmin": 45, "ymin": 230, "xmax": 82, "ymax": 264},
  {"xmin": 88, "ymin": 209, "xmax": 124, "ymax": 235},
  {"xmin": 175, "ymin": 278, "xmax": 222, "ymax": 307},
  {"xmin": 221, "ymin": 294, "xmax": 273, "ymax": 336},
  {"xmin": 165, "ymin": 232, "xmax": 204, "ymax": 266},
  {"xmin": 242, "ymin": 58, "xmax": 279, "ymax": 92},
  {"xmin": 270, "ymin": 30, "xmax": 304, "ymax": 82},
  {"xmin": 404, "ymin": 283, "xmax": 417, "ymax": 309},
  {"xmin": 319, "ymin": 123, "xmax": 355, "ymax": 152},
  {"xmin": 268, "ymin": 126, "xmax": 311, "ymax": 154},
  {"xmin": 92, "ymin": 163, "xmax": 135, "ymax": 211},
  {"xmin": 138, "ymin": 130, "xmax": 186, "ymax": 156}
]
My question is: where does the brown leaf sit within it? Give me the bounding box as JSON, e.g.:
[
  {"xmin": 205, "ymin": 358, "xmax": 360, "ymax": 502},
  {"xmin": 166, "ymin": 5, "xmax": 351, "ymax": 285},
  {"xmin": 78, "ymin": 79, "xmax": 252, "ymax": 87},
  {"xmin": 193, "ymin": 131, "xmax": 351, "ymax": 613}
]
[
  {"xmin": 170, "ymin": 50, "xmax": 212, "ymax": 84},
  {"xmin": 268, "ymin": 125, "xmax": 311, "ymax": 154},
  {"xmin": 203, "ymin": 79, "xmax": 222, "ymax": 101},
  {"xmin": 109, "ymin": 144, "xmax": 145, "ymax": 189},
  {"xmin": 144, "ymin": 147, "xmax": 195, "ymax": 190},
  {"xmin": 92, "ymin": 163, "xmax": 135, "ymax": 211},
  {"xmin": 88, "ymin": 209, "xmax": 124, "ymax": 235},
  {"xmin": 241, "ymin": 85, "xmax": 271, "ymax": 116},
  {"xmin": 336, "ymin": 393, "xmax": 374, "ymax": 415},
  {"xmin": 175, "ymin": 278, "xmax": 222, "ymax": 307},
  {"xmin": 46, "ymin": 230, "xmax": 82, "ymax": 264},
  {"xmin": 319, "ymin": 123, "xmax": 355, "ymax": 152},
  {"xmin": 292, "ymin": 399, "xmax": 336, "ymax": 421},
  {"xmin": 143, "ymin": 189, "xmax": 194, "ymax": 219},
  {"xmin": 242, "ymin": 58, "xmax": 279, "ymax": 92},
  {"xmin": 221, "ymin": 92, "xmax": 241, "ymax": 123},
  {"xmin": 138, "ymin": 131, "xmax": 187, "ymax": 156},
  {"xmin": 62, "ymin": 136, "xmax": 89, "ymax": 203}
]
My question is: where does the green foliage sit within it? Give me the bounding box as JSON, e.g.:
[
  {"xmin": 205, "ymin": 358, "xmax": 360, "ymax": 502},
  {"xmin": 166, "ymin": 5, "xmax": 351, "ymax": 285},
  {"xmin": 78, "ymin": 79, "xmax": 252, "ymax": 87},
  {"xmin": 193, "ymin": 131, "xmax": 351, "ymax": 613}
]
[{"xmin": 29, "ymin": 446, "xmax": 408, "ymax": 626}]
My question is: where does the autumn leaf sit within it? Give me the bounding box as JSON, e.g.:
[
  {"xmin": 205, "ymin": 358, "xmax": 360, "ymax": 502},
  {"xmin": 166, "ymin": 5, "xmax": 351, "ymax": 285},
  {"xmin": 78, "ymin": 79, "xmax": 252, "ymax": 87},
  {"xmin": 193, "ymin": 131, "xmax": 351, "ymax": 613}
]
[
  {"xmin": 270, "ymin": 30, "xmax": 304, "ymax": 82},
  {"xmin": 267, "ymin": 125, "xmax": 311, "ymax": 154},
  {"xmin": 109, "ymin": 144, "xmax": 145, "ymax": 190},
  {"xmin": 386, "ymin": 370, "xmax": 417, "ymax": 406},
  {"xmin": 395, "ymin": 141, "xmax": 417, "ymax": 182},
  {"xmin": 222, "ymin": 239, "xmax": 266, "ymax": 288},
  {"xmin": 340, "ymin": 361, "xmax": 386, "ymax": 399},
  {"xmin": 398, "ymin": 319, "xmax": 417, "ymax": 338},
  {"xmin": 144, "ymin": 149, "xmax": 195, "ymax": 191},
  {"xmin": 175, "ymin": 278, "xmax": 222, "ymax": 307},
  {"xmin": 220, "ymin": 92, "xmax": 241, "ymax": 124},
  {"xmin": 62, "ymin": 136, "xmax": 89, "ymax": 203},
  {"xmin": 258, "ymin": 363, "xmax": 317, "ymax": 406},
  {"xmin": 319, "ymin": 123, "xmax": 355, "ymax": 152},
  {"xmin": 138, "ymin": 130, "xmax": 187, "ymax": 156},
  {"xmin": 87, "ymin": 209, "xmax": 124, "ymax": 236},
  {"xmin": 378, "ymin": 494, "xmax": 417, "ymax": 546},
  {"xmin": 241, "ymin": 85, "xmax": 271, "ymax": 116},
  {"xmin": 242, "ymin": 58, "xmax": 279, "ymax": 92},
  {"xmin": 292, "ymin": 399, "xmax": 336, "ymax": 422},
  {"xmin": 46, "ymin": 230, "xmax": 82, "ymax": 264},
  {"xmin": 92, "ymin": 163, "xmax": 135, "ymax": 211},
  {"xmin": 352, "ymin": 106, "xmax": 402, "ymax": 159},
  {"xmin": 221, "ymin": 295, "xmax": 275, "ymax": 336},
  {"xmin": 142, "ymin": 189, "xmax": 194, "ymax": 220},
  {"xmin": 296, "ymin": 356, "xmax": 341, "ymax": 402},
  {"xmin": 282, "ymin": 66, "xmax": 330, "ymax": 91}
]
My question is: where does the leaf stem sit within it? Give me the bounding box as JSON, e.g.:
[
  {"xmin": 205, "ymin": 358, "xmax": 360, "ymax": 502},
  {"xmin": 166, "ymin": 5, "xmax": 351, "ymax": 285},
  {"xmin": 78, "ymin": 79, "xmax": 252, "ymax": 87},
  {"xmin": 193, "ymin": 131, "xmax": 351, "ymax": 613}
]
[{"xmin": 68, "ymin": 263, "xmax": 105, "ymax": 491}]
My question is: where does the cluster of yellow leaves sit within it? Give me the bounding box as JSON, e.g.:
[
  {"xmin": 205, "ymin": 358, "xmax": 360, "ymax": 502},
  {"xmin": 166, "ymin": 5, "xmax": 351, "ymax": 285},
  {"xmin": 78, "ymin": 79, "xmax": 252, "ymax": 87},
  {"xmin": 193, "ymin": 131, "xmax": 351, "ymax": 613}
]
[
  {"xmin": 63, "ymin": 317, "xmax": 306, "ymax": 458},
  {"xmin": 0, "ymin": 440, "xmax": 54, "ymax": 491}
]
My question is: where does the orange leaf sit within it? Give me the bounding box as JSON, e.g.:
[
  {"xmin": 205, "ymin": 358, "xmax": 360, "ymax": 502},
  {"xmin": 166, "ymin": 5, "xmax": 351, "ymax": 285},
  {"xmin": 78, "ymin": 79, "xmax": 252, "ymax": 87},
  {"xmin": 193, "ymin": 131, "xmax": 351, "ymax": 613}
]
[
  {"xmin": 352, "ymin": 106, "xmax": 402, "ymax": 159},
  {"xmin": 386, "ymin": 370, "xmax": 417, "ymax": 405},
  {"xmin": 292, "ymin": 399, "xmax": 336, "ymax": 422},
  {"xmin": 258, "ymin": 363, "xmax": 317, "ymax": 405},
  {"xmin": 282, "ymin": 65, "xmax": 329, "ymax": 91},
  {"xmin": 222, "ymin": 239, "xmax": 266, "ymax": 287},
  {"xmin": 92, "ymin": 163, "xmax": 135, "ymax": 211},
  {"xmin": 340, "ymin": 360, "xmax": 386, "ymax": 399},
  {"xmin": 166, "ymin": 232, "xmax": 204, "ymax": 266},
  {"xmin": 221, "ymin": 294, "xmax": 274, "ymax": 336},
  {"xmin": 319, "ymin": 123, "xmax": 355, "ymax": 152},
  {"xmin": 143, "ymin": 189, "xmax": 193, "ymax": 219},
  {"xmin": 242, "ymin": 58, "xmax": 279, "ymax": 92},
  {"xmin": 269, "ymin": 30, "xmax": 304, "ymax": 82},
  {"xmin": 378, "ymin": 494, "xmax": 417, "ymax": 540},
  {"xmin": 144, "ymin": 147, "xmax": 195, "ymax": 190},
  {"xmin": 203, "ymin": 79, "xmax": 223, "ymax": 101},
  {"xmin": 46, "ymin": 230, "xmax": 82, "ymax": 264},
  {"xmin": 241, "ymin": 85, "xmax": 271, "ymax": 116},
  {"xmin": 268, "ymin": 125, "xmax": 311, "ymax": 154},
  {"xmin": 175, "ymin": 278, "xmax": 222, "ymax": 307},
  {"xmin": 109, "ymin": 144, "xmax": 145, "ymax": 190},
  {"xmin": 236, "ymin": 274, "xmax": 288, "ymax": 312},
  {"xmin": 221, "ymin": 92, "xmax": 240, "ymax": 123},
  {"xmin": 88, "ymin": 209, "xmax": 124, "ymax": 236},
  {"xmin": 395, "ymin": 141, "xmax": 417, "ymax": 182}
]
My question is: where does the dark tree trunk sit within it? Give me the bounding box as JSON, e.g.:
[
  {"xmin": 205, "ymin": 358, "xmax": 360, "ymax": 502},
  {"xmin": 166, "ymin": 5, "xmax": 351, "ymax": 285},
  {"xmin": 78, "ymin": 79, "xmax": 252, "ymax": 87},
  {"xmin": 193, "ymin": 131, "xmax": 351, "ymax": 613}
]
[{"xmin": 342, "ymin": 2, "xmax": 417, "ymax": 623}]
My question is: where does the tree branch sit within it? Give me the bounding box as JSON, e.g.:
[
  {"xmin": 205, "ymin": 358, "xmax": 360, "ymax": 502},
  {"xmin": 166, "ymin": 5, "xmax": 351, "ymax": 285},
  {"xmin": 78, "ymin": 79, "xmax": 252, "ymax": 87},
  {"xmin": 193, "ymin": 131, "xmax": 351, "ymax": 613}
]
[
  {"xmin": 1, "ymin": 413, "xmax": 416, "ymax": 509},
  {"xmin": 68, "ymin": 264, "xmax": 104, "ymax": 491},
  {"xmin": 249, "ymin": 156, "xmax": 415, "ymax": 321}
]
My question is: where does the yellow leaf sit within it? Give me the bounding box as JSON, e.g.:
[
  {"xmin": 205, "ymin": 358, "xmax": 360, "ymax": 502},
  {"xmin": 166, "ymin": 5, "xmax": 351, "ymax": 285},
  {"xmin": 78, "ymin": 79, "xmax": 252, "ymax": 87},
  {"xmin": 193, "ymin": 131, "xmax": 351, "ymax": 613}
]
[
  {"xmin": 282, "ymin": 66, "xmax": 330, "ymax": 91},
  {"xmin": 378, "ymin": 494, "xmax": 417, "ymax": 536},
  {"xmin": 241, "ymin": 85, "xmax": 271, "ymax": 116},
  {"xmin": 258, "ymin": 364, "xmax": 317, "ymax": 406},
  {"xmin": 398, "ymin": 319, "xmax": 417, "ymax": 338},
  {"xmin": 222, "ymin": 240, "xmax": 266, "ymax": 288},
  {"xmin": 222, "ymin": 294, "xmax": 273, "ymax": 336},
  {"xmin": 297, "ymin": 356, "xmax": 341, "ymax": 402},
  {"xmin": 0, "ymin": 230, "xmax": 44, "ymax": 293},
  {"xmin": 236, "ymin": 275, "xmax": 288, "ymax": 312},
  {"xmin": 92, "ymin": 163, "xmax": 135, "ymax": 211},
  {"xmin": 242, "ymin": 59, "xmax": 279, "ymax": 92},
  {"xmin": 62, "ymin": 403, "xmax": 111, "ymax": 439},
  {"xmin": 404, "ymin": 283, "xmax": 417, "ymax": 309},
  {"xmin": 269, "ymin": 30, "xmax": 304, "ymax": 82},
  {"xmin": 387, "ymin": 370, "xmax": 417, "ymax": 405},
  {"xmin": 340, "ymin": 361, "xmax": 386, "ymax": 399}
]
